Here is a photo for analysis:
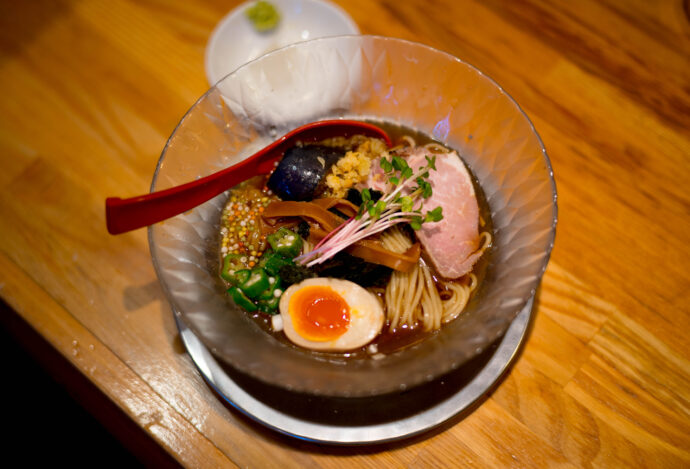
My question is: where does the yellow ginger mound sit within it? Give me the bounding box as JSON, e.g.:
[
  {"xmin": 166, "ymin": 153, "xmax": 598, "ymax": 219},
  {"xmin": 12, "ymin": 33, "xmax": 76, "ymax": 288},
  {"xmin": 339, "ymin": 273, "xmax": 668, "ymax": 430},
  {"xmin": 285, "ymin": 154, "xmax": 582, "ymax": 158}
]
[{"xmin": 320, "ymin": 137, "xmax": 389, "ymax": 198}]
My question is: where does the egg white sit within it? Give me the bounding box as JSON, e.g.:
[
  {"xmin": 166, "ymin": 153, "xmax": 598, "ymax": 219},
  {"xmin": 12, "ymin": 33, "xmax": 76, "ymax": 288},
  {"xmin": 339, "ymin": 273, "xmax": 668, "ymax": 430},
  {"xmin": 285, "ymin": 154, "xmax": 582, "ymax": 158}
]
[{"xmin": 279, "ymin": 277, "xmax": 384, "ymax": 351}]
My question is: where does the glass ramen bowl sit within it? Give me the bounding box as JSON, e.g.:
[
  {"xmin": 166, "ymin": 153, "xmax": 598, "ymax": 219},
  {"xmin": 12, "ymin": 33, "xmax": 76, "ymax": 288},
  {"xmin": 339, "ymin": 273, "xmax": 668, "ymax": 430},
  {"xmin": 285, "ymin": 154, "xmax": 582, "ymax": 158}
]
[{"xmin": 149, "ymin": 35, "xmax": 557, "ymax": 397}]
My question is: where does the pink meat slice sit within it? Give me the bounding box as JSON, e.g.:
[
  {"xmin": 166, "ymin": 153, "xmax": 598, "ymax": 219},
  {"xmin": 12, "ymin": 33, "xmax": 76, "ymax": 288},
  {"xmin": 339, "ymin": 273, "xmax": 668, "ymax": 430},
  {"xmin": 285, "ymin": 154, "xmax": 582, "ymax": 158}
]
[{"xmin": 364, "ymin": 147, "xmax": 482, "ymax": 278}]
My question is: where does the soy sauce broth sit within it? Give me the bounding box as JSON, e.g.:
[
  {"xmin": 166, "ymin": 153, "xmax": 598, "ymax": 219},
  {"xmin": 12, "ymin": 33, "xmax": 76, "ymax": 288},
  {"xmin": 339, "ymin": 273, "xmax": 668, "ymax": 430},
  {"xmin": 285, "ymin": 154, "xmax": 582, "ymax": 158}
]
[{"xmin": 224, "ymin": 120, "xmax": 494, "ymax": 359}]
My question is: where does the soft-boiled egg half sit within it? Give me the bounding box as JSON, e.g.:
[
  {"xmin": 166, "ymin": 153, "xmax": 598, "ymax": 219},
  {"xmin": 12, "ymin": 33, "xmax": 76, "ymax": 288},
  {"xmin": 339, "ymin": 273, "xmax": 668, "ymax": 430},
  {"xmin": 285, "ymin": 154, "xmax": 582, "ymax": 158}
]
[{"xmin": 279, "ymin": 278, "xmax": 384, "ymax": 351}]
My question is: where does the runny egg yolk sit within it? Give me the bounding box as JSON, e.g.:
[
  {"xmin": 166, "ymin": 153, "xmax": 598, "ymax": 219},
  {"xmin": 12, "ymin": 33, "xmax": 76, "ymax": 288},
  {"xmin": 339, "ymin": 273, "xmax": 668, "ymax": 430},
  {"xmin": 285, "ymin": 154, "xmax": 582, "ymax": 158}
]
[{"xmin": 289, "ymin": 285, "xmax": 350, "ymax": 341}]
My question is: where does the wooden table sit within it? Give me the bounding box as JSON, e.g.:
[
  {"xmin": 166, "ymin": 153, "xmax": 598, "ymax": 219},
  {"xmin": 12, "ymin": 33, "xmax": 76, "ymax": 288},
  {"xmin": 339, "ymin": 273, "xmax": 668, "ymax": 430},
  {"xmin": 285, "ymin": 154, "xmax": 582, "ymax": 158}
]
[{"xmin": 1, "ymin": 0, "xmax": 688, "ymax": 467}]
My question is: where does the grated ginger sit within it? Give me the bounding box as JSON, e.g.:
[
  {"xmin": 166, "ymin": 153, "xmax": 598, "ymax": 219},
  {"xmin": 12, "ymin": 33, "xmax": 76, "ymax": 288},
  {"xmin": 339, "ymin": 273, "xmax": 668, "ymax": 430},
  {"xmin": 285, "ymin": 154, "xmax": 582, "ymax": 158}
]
[{"xmin": 322, "ymin": 137, "xmax": 389, "ymax": 198}]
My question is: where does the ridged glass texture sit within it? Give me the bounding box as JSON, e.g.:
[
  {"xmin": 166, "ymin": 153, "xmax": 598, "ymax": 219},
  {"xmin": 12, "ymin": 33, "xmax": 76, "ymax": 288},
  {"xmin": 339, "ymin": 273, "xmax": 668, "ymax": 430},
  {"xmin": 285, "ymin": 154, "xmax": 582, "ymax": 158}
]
[{"xmin": 149, "ymin": 36, "xmax": 557, "ymax": 397}]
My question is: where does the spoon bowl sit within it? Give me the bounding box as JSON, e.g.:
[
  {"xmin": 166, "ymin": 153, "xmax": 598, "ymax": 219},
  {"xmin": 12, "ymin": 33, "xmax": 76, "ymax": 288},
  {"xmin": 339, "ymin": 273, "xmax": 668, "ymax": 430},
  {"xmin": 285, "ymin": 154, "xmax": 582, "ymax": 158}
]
[{"xmin": 105, "ymin": 119, "xmax": 391, "ymax": 234}]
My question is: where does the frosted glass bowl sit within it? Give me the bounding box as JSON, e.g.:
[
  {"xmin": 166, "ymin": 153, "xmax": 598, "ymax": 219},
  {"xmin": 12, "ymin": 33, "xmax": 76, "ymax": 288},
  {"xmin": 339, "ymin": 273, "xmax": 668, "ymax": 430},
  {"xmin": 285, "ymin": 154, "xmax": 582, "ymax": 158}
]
[{"xmin": 149, "ymin": 35, "xmax": 557, "ymax": 397}]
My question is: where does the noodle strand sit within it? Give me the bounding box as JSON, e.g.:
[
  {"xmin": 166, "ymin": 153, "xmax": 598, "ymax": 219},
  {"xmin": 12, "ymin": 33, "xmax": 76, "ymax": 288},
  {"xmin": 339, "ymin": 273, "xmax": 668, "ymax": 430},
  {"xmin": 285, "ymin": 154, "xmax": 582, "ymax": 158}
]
[{"xmin": 380, "ymin": 225, "xmax": 490, "ymax": 332}]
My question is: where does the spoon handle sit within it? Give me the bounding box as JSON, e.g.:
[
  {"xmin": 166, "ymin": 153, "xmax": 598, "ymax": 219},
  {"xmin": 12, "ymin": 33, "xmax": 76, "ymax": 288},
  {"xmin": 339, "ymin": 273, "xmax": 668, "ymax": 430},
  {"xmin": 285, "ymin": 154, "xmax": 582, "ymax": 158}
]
[
  {"xmin": 105, "ymin": 153, "xmax": 278, "ymax": 234},
  {"xmin": 105, "ymin": 120, "xmax": 391, "ymax": 235}
]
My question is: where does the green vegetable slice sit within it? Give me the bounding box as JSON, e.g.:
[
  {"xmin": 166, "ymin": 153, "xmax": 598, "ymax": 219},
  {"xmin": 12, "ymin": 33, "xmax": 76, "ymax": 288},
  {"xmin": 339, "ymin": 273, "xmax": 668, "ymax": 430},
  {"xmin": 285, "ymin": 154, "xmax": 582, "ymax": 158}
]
[
  {"xmin": 228, "ymin": 286, "xmax": 258, "ymax": 312},
  {"xmin": 220, "ymin": 254, "xmax": 246, "ymax": 284},
  {"xmin": 261, "ymin": 250, "xmax": 294, "ymax": 276},
  {"xmin": 258, "ymin": 276, "xmax": 282, "ymax": 301},
  {"xmin": 267, "ymin": 227, "xmax": 302, "ymax": 258},
  {"xmin": 239, "ymin": 268, "xmax": 270, "ymax": 299},
  {"xmin": 224, "ymin": 267, "xmax": 251, "ymax": 287}
]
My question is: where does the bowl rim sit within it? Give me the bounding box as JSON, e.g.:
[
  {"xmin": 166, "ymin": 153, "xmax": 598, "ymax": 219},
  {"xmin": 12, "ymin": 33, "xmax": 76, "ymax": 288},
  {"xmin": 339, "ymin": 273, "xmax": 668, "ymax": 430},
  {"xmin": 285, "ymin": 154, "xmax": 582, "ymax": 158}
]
[{"xmin": 148, "ymin": 34, "xmax": 558, "ymax": 396}]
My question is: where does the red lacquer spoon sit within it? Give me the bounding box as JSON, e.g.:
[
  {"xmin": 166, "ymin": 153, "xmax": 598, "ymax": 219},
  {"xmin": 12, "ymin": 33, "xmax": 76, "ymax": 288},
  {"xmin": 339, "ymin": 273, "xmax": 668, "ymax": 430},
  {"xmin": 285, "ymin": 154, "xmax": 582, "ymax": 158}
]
[{"xmin": 106, "ymin": 120, "xmax": 391, "ymax": 234}]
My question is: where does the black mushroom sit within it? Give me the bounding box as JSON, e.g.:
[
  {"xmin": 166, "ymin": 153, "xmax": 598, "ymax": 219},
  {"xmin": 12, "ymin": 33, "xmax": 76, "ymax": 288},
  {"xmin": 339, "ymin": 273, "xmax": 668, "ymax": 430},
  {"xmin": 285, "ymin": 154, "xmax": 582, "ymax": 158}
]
[{"xmin": 267, "ymin": 145, "xmax": 345, "ymax": 201}]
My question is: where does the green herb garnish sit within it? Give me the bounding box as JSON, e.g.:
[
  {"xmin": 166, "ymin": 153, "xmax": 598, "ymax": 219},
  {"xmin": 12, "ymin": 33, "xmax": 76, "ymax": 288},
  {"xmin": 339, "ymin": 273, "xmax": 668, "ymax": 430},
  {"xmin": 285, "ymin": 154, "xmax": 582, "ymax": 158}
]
[
  {"xmin": 296, "ymin": 151, "xmax": 444, "ymax": 266},
  {"xmin": 245, "ymin": 1, "xmax": 280, "ymax": 32}
]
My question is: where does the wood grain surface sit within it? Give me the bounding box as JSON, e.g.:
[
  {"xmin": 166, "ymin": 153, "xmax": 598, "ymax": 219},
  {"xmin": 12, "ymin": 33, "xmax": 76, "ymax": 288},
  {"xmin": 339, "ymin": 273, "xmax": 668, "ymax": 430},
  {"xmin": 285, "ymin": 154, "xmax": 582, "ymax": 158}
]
[{"xmin": 1, "ymin": 0, "xmax": 688, "ymax": 467}]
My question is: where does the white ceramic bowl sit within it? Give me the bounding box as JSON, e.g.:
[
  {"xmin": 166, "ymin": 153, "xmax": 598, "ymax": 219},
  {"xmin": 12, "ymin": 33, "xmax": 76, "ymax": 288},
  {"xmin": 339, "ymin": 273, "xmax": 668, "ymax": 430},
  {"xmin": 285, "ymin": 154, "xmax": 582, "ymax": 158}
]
[{"xmin": 204, "ymin": 0, "xmax": 359, "ymax": 85}]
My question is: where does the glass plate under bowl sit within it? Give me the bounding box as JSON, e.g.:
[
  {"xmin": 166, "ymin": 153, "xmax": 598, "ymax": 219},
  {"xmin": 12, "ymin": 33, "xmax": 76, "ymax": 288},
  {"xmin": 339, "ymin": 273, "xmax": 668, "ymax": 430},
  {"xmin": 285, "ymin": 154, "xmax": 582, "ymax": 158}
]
[
  {"xmin": 176, "ymin": 298, "xmax": 533, "ymax": 444},
  {"xmin": 149, "ymin": 35, "xmax": 557, "ymax": 398}
]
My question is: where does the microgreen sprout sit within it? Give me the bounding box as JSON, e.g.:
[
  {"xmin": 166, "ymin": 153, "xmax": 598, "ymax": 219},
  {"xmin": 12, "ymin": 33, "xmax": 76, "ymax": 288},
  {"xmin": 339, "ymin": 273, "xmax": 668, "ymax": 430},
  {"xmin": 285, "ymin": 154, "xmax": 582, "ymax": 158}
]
[{"xmin": 295, "ymin": 151, "xmax": 444, "ymax": 267}]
